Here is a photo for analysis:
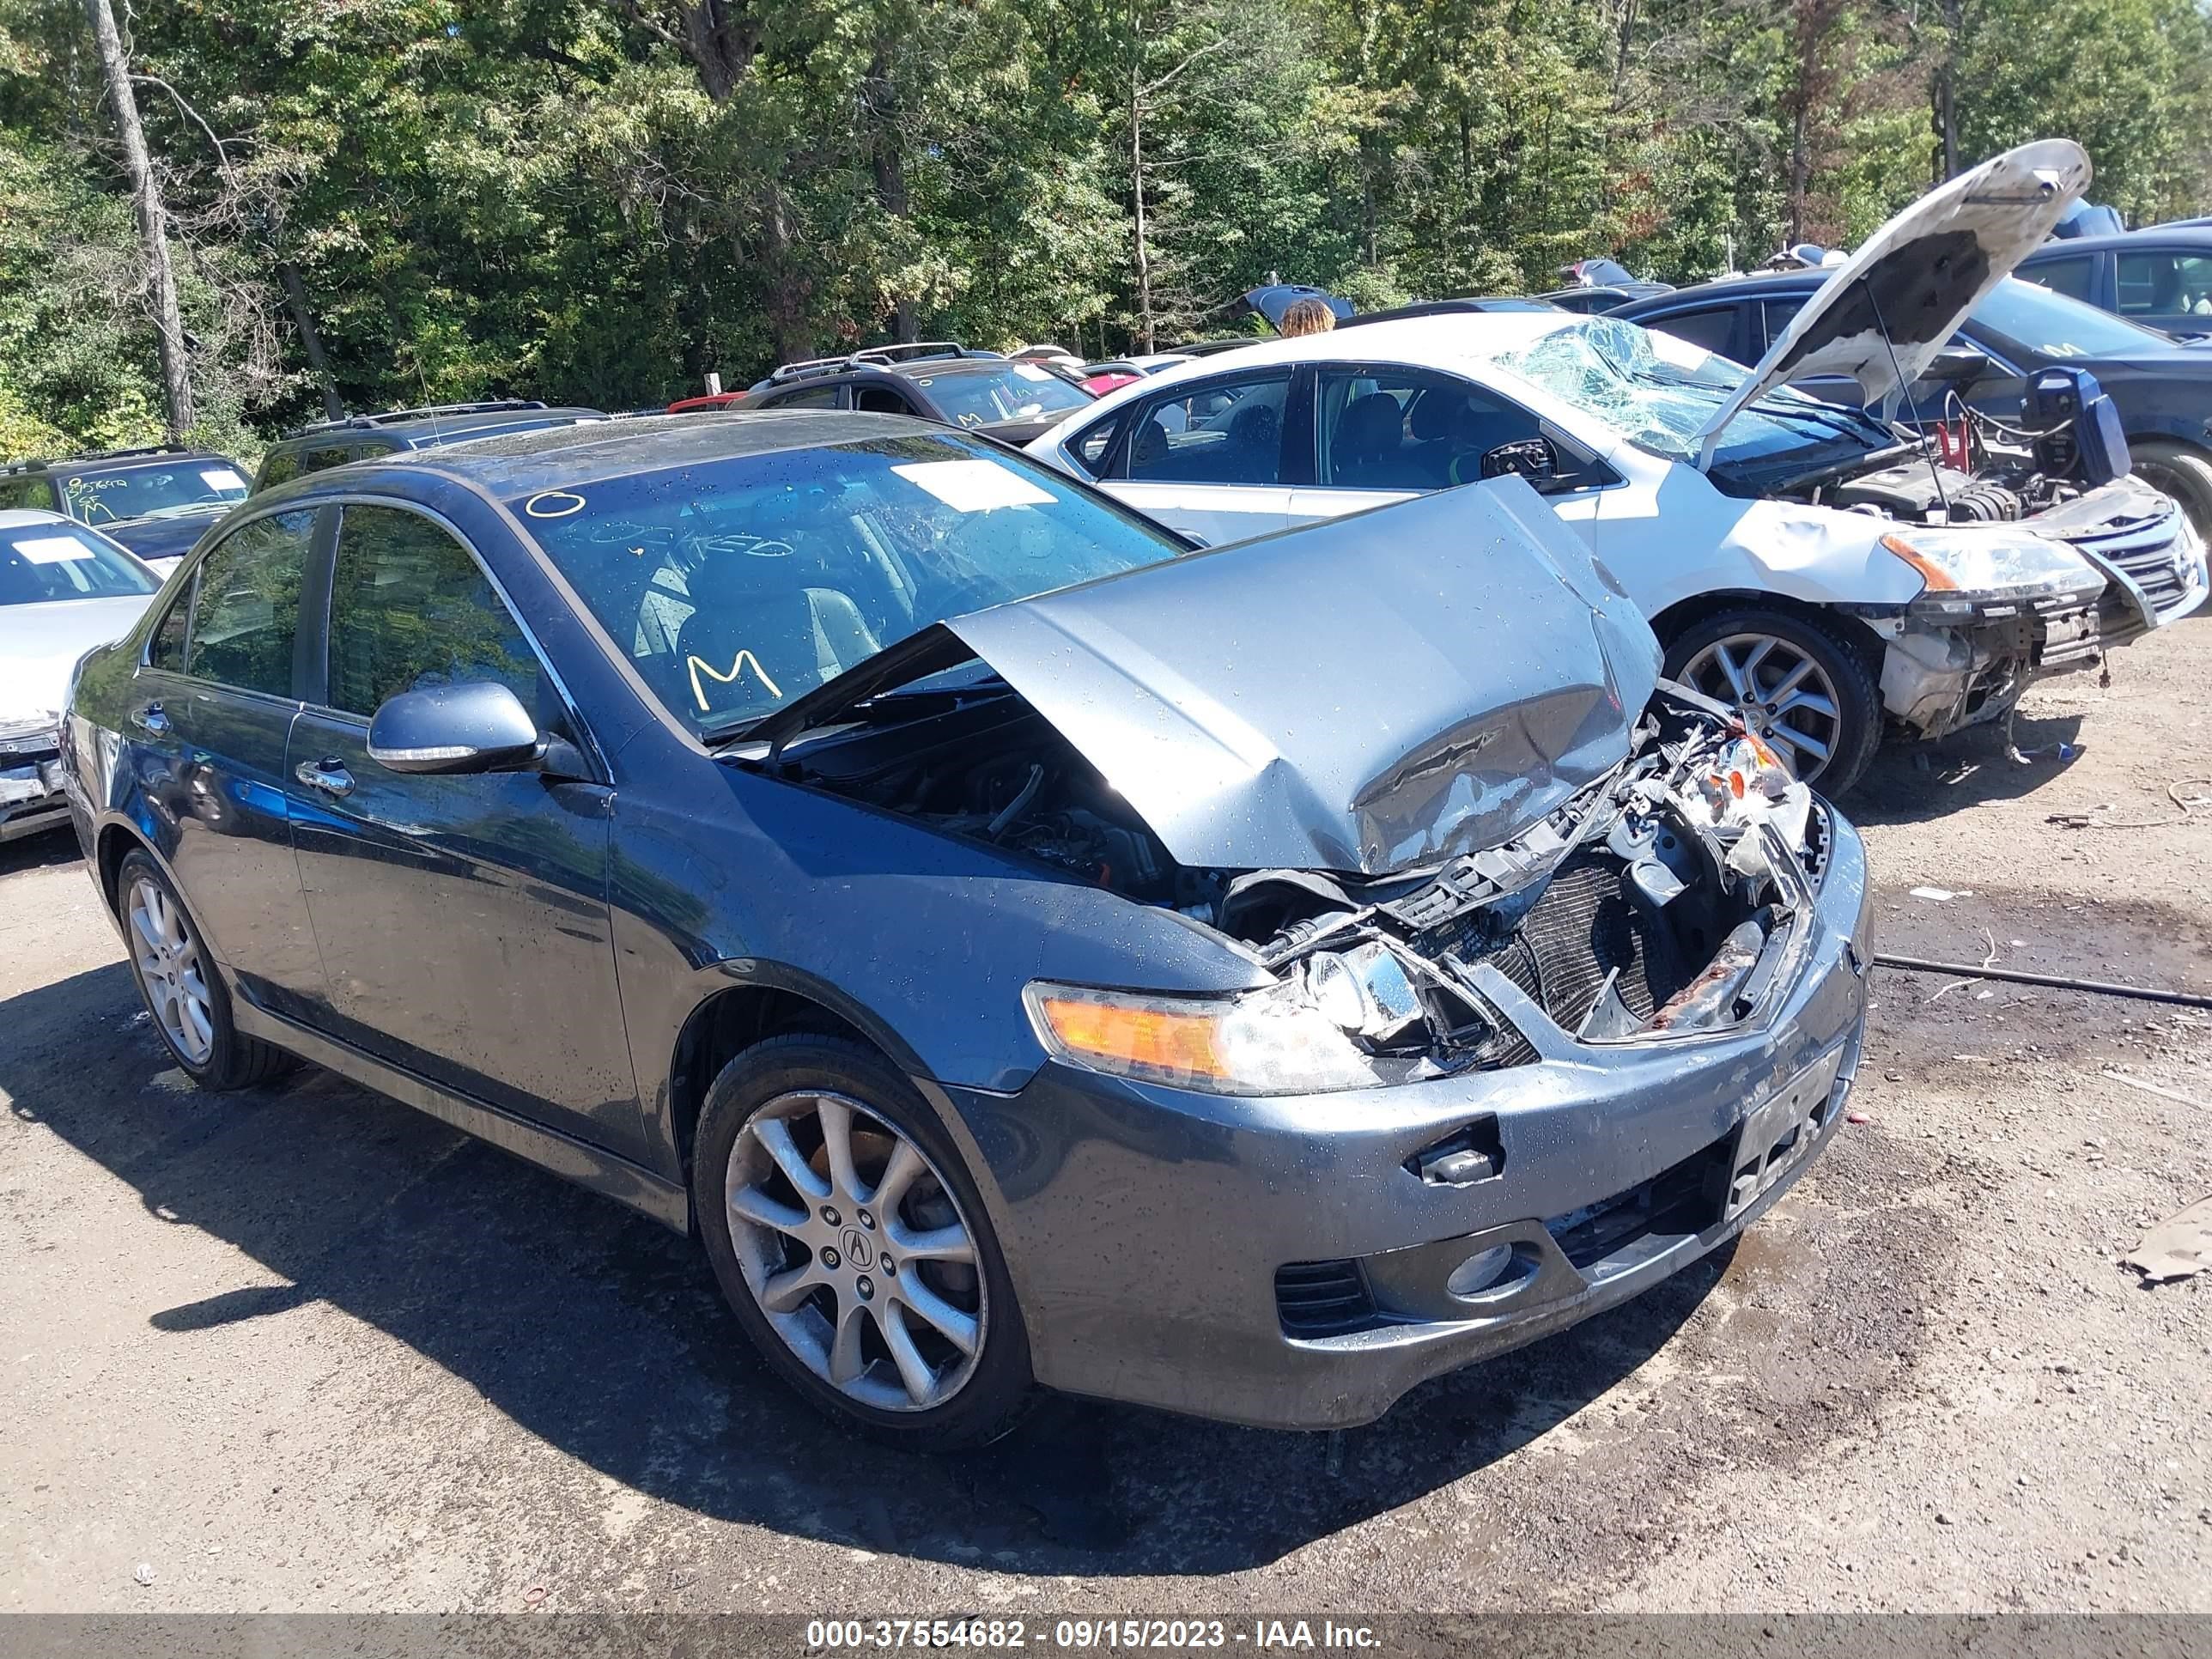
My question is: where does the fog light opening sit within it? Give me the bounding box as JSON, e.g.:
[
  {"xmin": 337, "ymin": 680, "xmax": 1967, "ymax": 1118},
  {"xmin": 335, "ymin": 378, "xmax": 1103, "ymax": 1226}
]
[{"xmin": 1446, "ymin": 1244, "xmax": 1515, "ymax": 1298}]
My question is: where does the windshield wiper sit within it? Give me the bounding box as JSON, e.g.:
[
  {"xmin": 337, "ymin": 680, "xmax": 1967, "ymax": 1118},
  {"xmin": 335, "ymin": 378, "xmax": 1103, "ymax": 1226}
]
[{"xmin": 701, "ymin": 673, "xmax": 1010, "ymax": 750}]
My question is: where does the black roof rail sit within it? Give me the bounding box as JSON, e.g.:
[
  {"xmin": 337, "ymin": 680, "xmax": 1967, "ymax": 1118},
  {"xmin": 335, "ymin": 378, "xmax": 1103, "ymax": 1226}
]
[
  {"xmin": 764, "ymin": 342, "xmax": 992, "ymax": 386},
  {"xmin": 764, "ymin": 354, "xmax": 860, "ymax": 386},
  {"xmin": 295, "ymin": 399, "xmax": 549, "ymax": 434},
  {"xmin": 4, "ymin": 443, "xmax": 198, "ymax": 473},
  {"xmin": 852, "ymin": 341, "xmax": 979, "ymax": 367}
]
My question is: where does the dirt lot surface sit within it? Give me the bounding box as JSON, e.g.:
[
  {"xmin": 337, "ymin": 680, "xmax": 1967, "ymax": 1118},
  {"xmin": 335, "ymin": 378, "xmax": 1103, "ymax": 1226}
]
[{"xmin": 3, "ymin": 619, "xmax": 2209, "ymax": 1620}]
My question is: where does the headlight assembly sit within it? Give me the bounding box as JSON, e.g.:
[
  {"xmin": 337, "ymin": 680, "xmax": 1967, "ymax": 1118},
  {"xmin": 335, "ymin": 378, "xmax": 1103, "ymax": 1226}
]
[
  {"xmin": 1024, "ymin": 977, "xmax": 1391, "ymax": 1096},
  {"xmin": 1881, "ymin": 528, "xmax": 2105, "ymax": 611}
]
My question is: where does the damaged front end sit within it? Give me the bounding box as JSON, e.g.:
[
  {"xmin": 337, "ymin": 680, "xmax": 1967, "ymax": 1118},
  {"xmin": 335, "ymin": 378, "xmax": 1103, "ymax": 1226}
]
[
  {"xmin": 1832, "ymin": 477, "xmax": 2205, "ymax": 742},
  {"xmin": 1050, "ymin": 684, "xmax": 1823, "ymax": 1095},
  {"xmin": 767, "ymin": 672, "xmax": 1824, "ymax": 1097}
]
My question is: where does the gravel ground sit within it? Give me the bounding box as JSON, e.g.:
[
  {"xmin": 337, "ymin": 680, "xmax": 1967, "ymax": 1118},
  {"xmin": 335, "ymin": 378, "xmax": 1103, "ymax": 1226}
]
[{"xmin": 3, "ymin": 617, "xmax": 2209, "ymax": 1619}]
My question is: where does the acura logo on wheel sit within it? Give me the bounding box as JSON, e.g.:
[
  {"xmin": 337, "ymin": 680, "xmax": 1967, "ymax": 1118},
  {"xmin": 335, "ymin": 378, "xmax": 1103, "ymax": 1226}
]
[{"xmin": 841, "ymin": 1227, "xmax": 874, "ymax": 1269}]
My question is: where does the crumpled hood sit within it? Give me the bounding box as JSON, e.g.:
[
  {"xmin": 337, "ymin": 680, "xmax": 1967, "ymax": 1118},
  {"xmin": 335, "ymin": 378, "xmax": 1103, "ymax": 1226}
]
[
  {"xmin": 763, "ymin": 477, "xmax": 1660, "ymax": 878},
  {"xmin": 0, "ymin": 595, "xmax": 154, "ymax": 725},
  {"xmin": 1696, "ymin": 139, "xmax": 2091, "ymax": 464}
]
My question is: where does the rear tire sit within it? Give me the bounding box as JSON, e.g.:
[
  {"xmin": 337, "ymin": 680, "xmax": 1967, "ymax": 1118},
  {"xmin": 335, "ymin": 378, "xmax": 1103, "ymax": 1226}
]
[
  {"xmin": 693, "ymin": 1034, "xmax": 1035, "ymax": 1451},
  {"xmin": 114, "ymin": 848, "xmax": 295, "ymax": 1091},
  {"xmin": 2130, "ymin": 439, "xmax": 2212, "ymax": 546},
  {"xmin": 1662, "ymin": 605, "xmax": 1882, "ymax": 794}
]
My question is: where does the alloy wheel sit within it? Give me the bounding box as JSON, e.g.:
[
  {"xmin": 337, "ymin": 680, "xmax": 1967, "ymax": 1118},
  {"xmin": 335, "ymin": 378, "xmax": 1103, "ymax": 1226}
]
[
  {"xmin": 1678, "ymin": 631, "xmax": 1844, "ymax": 785},
  {"xmin": 129, "ymin": 877, "xmax": 215, "ymax": 1066},
  {"xmin": 724, "ymin": 1090, "xmax": 986, "ymax": 1413}
]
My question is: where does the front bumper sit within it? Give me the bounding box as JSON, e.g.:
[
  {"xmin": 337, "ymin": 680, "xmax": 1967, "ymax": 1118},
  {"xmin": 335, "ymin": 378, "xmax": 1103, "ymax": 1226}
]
[
  {"xmin": 0, "ymin": 746, "xmax": 70, "ymax": 843},
  {"xmin": 1873, "ymin": 597, "xmax": 2106, "ymax": 739},
  {"xmin": 944, "ymin": 811, "xmax": 1875, "ymax": 1430}
]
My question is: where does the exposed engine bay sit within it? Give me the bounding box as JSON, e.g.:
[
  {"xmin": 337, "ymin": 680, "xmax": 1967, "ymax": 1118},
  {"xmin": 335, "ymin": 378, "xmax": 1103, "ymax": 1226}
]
[
  {"xmin": 777, "ymin": 683, "xmax": 1820, "ymax": 1074},
  {"xmin": 1775, "ymin": 365, "xmax": 2131, "ymax": 525}
]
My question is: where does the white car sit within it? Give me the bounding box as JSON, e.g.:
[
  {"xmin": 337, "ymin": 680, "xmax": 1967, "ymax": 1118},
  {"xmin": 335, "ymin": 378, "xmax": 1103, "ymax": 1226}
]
[
  {"xmin": 1029, "ymin": 141, "xmax": 2207, "ymax": 792},
  {"xmin": 0, "ymin": 509, "xmax": 162, "ymax": 842}
]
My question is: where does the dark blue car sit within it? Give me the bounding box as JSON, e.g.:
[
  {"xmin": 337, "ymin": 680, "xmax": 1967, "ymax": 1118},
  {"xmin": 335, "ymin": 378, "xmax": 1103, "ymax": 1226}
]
[
  {"xmin": 1613, "ymin": 273, "xmax": 2212, "ymax": 537},
  {"xmin": 59, "ymin": 412, "xmax": 1870, "ymax": 1445},
  {"xmin": 2015, "ymin": 226, "xmax": 2212, "ymax": 340}
]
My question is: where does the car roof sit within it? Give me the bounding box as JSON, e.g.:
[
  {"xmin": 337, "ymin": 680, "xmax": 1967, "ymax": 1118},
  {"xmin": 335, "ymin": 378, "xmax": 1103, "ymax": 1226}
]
[
  {"xmin": 1091, "ymin": 312, "xmax": 1577, "ymax": 385},
  {"xmin": 884, "ymin": 358, "xmax": 1025, "ymax": 381},
  {"xmin": 1610, "ymin": 272, "xmax": 1825, "ymax": 312},
  {"xmin": 3, "ymin": 446, "xmax": 228, "ymax": 476},
  {"xmin": 269, "ymin": 405, "xmax": 605, "ymax": 447},
  {"xmin": 1340, "ymin": 296, "xmax": 1559, "ymax": 327},
  {"xmin": 1046, "ymin": 313, "xmax": 1589, "ymax": 434},
  {"xmin": 2020, "ymin": 228, "xmax": 2212, "ymax": 254},
  {"xmin": 0, "ymin": 507, "xmax": 80, "ymax": 530},
  {"xmin": 278, "ymin": 409, "xmax": 959, "ymax": 501}
]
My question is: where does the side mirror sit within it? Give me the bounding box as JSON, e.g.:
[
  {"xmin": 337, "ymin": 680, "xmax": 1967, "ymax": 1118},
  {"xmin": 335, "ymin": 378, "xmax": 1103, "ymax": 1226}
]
[
  {"xmin": 1480, "ymin": 437, "xmax": 1558, "ymax": 483},
  {"xmin": 367, "ymin": 682, "xmax": 543, "ymax": 775},
  {"xmin": 1922, "ymin": 343, "xmax": 1991, "ymax": 387}
]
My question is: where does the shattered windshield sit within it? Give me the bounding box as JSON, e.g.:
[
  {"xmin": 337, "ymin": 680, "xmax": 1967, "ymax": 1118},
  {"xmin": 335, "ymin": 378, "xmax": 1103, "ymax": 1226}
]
[{"xmin": 1492, "ymin": 317, "xmax": 1892, "ymax": 471}]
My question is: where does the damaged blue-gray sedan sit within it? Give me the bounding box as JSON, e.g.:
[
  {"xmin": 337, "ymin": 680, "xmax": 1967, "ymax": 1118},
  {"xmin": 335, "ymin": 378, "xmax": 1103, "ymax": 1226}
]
[{"xmin": 59, "ymin": 412, "xmax": 1871, "ymax": 1447}]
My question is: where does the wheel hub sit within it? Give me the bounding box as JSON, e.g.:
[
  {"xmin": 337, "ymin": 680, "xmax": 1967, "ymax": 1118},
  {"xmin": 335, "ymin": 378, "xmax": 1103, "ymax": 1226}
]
[
  {"xmin": 725, "ymin": 1090, "xmax": 986, "ymax": 1414},
  {"xmin": 128, "ymin": 877, "xmax": 214, "ymax": 1066}
]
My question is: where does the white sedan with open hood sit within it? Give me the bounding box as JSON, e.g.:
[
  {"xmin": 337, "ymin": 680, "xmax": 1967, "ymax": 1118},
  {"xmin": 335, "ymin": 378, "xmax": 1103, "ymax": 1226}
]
[{"xmin": 1028, "ymin": 140, "xmax": 2206, "ymax": 793}]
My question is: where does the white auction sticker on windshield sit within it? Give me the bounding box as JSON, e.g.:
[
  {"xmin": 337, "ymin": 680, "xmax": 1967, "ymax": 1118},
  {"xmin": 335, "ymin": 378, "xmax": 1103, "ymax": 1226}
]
[
  {"xmin": 199, "ymin": 467, "xmax": 247, "ymax": 492},
  {"xmin": 892, "ymin": 459, "xmax": 1054, "ymax": 512},
  {"xmin": 1012, "ymin": 362, "xmax": 1050, "ymax": 380},
  {"xmin": 13, "ymin": 535, "xmax": 96, "ymax": 564}
]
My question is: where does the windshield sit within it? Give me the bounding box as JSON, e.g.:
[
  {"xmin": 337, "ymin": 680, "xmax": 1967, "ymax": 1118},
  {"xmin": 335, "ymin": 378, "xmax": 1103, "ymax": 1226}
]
[
  {"xmin": 911, "ymin": 366, "xmax": 1091, "ymax": 428},
  {"xmin": 517, "ymin": 431, "xmax": 1188, "ymax": 735},
  {"xmin": 1972, "ymin": 276, "xmax": 2179, "ymax": 359},
  {"xmin": 1492, "ymin": 316, "xmax": 1890, "ymax": 469},
  {"xmin": 0, "ymin": 523, "xmax": 158, "ymax": 606},
  {"xmin": 59, "ymin": 459, "xmax": 250, "ymax": 526}
]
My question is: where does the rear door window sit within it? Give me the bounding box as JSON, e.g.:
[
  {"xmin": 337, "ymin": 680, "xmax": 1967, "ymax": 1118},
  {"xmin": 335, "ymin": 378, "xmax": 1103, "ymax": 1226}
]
[
  {"xmin": 2117, "ymin": 251, "xmax": 2212, "ymax": 319},
  {"xmin": 1122, "ymin": 369, "xmax": 1293, "ymax": 485},
  {"xmin": 1316, "ymin": 368, "xmax": 1543, "ymax": 490},
  {"xmin": 762, "ymin": 386, "xmax": 843, "ymax": 410},
  {"xmin": 183, "ymin": 509, "xmax": 313, "ymax": 697},
  {"xmin": 2025, "ymin": 255, "xmax": 2096, "ymax": 304},
  {"xmin": 1643, "ymin": 304, "xmax": 1743, "ymax": 362},
  {"xmin": 852, "ymin": 385, "xmax": 919, "ymax": 416}
]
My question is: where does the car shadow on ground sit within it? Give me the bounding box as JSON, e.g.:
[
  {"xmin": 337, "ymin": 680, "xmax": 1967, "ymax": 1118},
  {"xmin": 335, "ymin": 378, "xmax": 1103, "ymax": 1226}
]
[
  {"xmin": 1843, "ymin": 706, "xmax": 2088, "ymax": 828},
  {"xmin": 0, "ymin": 830, "xmax": 83, "ymax": 879},
  {"xmin": 1, "ymin": 961, "xmax": 1722, "ymax": 1576}
]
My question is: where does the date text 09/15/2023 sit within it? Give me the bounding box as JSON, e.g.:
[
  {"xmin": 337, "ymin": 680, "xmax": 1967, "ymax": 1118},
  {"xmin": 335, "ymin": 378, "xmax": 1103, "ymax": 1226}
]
[{"xmin": 804, "ymin": 1620, "xmax": 1384, "ymax": 1650}]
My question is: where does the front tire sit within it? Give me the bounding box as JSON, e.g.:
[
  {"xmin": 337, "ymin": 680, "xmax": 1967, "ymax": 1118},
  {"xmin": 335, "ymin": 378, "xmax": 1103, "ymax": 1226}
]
[
  {"xmin": 114, "ymin": 849, "xmax": 294, "ymax": 1091},
  {"xmin": 1662, "ymin": 606, "xmax": 1882, "ymax": 794},
  {"xmin": 2130, "ymin": 439, "xmax": 2212, "ymax": 546},
  {"xmin": 693, "ymin": 1034, "xmax": 1034, "ymax": 1450}
]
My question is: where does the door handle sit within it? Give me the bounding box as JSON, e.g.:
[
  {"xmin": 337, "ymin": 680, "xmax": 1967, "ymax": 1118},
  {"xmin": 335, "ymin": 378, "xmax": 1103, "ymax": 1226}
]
[
  {"xmin": 131, "ymin": 701, "xmax": 170, "ymax": 735},
  {"xmin": 295, "ymin": 757, "xmax": 356, "ymax": 798}
]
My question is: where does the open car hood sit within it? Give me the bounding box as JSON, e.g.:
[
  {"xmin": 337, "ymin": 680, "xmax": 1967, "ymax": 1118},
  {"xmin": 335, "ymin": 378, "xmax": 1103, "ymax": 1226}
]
[
  {"xmin": 750, "ymin": 477, "xmax": 1660, "ymax": 878},
  {"xmin": 1694, "ymin": 139, "xmax": 2091, "ymax": 467}
]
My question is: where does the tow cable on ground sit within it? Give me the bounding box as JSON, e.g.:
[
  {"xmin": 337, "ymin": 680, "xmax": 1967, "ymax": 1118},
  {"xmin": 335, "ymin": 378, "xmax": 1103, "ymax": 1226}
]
[{"xmin": 1872, "ymin": 954, "xmax": 2212, "ymax": 1011}]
